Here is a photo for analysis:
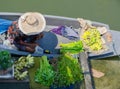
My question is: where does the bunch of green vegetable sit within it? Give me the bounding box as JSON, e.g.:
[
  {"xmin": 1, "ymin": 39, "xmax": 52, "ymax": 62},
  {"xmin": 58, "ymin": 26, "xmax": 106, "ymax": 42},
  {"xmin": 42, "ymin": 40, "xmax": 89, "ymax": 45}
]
[
  {"xmin": 81, "ymin": 28, "xmax": 103, "ymax": 51},
  {"xmin": 0, "ymin": 51, "xmax": 13, "ymax": 70},
  {"xmin": 14, "ymin": 54, "xmax": 34, "ymax": 80},
  {"xmin": 53, "ymin": 53, "xmax": 83, "ymax": 88},
  {"xmin": 60, "ymin": 40, "xmax": 84, "ymax": 54},
  {"xmin": 35, "ymin": 56, "xmax": 55, "ymax": 87}
]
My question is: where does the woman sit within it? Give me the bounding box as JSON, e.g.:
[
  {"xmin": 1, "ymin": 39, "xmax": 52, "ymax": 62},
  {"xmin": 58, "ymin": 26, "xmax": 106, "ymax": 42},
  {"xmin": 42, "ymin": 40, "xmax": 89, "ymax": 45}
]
[{"xmin": 7, "ymin": 12, "xmax": 46, "ymax": 53}]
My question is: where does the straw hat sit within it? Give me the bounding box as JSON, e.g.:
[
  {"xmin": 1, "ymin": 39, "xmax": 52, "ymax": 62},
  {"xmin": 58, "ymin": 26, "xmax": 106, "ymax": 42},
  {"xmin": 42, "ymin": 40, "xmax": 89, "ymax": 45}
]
[{"xmin": 18, "ymin": 12, "xmax": 46, "ymax": 35}]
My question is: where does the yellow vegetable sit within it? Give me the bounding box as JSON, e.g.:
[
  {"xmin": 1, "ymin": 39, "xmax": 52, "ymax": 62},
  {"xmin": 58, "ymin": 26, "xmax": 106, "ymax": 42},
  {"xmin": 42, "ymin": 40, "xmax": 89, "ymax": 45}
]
[{"xmin": 81, "ymin": 28, "xmax": 103, "ymax": 51}]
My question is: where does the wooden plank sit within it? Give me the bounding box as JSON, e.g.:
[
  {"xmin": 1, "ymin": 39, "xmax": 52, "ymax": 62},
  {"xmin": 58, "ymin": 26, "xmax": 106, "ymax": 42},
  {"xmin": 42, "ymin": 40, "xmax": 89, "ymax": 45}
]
[
  {"xmin": 0, "ymin": 78, "xmax": 29, "ymax": 83},
  {"xmin": 79, "ymin": 52, "xmax": 93, "ymax": 89},
  {"xmin": 0, "ymin": 79, "xmax": 29, "ymax": 89}
]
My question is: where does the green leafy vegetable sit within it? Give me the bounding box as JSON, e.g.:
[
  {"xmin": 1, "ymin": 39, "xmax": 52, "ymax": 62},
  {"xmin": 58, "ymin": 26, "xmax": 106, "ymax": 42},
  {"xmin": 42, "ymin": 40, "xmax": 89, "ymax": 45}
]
[
  {"xmin": 53, "ymin": 53, "xmax": 83, "ymax": 88},
  {"xmin": 60, "ymin": 40, "xmax": 84, "ymax": 54},
  {"xmin": 0, "ymin": 51, "xmax": 13, "ymax": 70},
  {"xmin": 35, "ymin": 56, "xmax": 55, "ymax": 86}
]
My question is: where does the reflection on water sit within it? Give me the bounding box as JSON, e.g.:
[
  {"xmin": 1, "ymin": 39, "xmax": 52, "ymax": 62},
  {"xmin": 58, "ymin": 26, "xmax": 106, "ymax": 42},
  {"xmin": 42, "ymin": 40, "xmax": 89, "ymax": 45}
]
[{"xmin": 0, "ymin": 0, "xmax": 120, "ymax": 30}]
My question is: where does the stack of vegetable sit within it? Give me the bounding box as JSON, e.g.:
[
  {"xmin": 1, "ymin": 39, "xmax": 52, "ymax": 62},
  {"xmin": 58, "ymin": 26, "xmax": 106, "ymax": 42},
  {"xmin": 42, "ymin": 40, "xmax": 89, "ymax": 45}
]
[
  {"xmin": 81, "ymin": 28, "xmax": 103, "ymax": 52},
  {"xmin": 53, "ymin": 53, "xmax": 83, "ymax": 88},
  {"xmin": 14, "ymin": 55, "xmax": 34, "ymax": 80},
  {"xmin": 33, "ymin": 39, "xmax": 84, "ymax": 88},
  {"xmin": 60, "ymin": 40, "xmax": 84, "ymax": 54},
  {"xmin": 35, "ymin": 56, "xmax": 55, "ymax": 87}
]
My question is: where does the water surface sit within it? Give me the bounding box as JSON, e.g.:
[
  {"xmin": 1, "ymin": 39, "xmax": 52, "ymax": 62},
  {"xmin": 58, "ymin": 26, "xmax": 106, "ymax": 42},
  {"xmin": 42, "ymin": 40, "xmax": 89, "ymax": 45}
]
[{"xmin": 0, "ymin": 0, "xmax": 120, "ymax": 30}]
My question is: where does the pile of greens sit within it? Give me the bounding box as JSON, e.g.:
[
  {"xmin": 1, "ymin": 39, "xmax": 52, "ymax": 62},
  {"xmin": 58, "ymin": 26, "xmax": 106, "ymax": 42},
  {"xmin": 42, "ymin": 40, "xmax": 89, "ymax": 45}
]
[
  {"xmin": 34, "ymin": 39, "xmax": 84, "ymax": 88},
  {"xmin": 0, "ymin": 51, "xmax": 13, "ymax": 70},
  {"xmin": 35, "ymin": 56, "xmax": 55, "ymax": 87},
  {"xmin": 60, "ymin": 40, "xmax": 84, "ymax": 54},
  {"xmin": 81, "ymin": 28, "xmax": 103, "ymax": 51},
  {"xmin": 53, "ymin": 53, "xmax": 83, "ymax": 88}
]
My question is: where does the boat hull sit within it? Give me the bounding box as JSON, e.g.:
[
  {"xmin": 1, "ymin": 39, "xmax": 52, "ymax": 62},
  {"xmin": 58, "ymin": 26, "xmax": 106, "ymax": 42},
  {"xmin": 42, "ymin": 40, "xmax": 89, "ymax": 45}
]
[{"xmin": 0, "ymin": 12, "xmax": 120, "ymax": 59}]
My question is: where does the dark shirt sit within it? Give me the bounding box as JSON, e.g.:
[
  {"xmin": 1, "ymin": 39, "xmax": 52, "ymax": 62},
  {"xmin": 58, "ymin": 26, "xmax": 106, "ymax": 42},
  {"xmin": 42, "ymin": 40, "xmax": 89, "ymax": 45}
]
[{"xmin": 8, "ymin": 21, "xmax": 39, "ymax": 51}]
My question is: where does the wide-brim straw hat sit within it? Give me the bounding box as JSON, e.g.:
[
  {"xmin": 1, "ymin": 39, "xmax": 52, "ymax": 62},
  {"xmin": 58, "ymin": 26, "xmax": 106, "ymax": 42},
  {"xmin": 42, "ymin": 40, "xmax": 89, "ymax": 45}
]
[{"xmin": 18, "ymin": 12, "xmax": 46, "ymax": 35}]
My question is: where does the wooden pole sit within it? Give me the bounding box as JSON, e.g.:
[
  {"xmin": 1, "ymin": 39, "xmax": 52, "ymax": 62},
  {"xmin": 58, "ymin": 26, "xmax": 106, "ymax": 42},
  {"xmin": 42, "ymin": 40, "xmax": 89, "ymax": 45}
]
[{"xmin": 79, "ymin": 52, "xmax": 93, "ymax": 89}]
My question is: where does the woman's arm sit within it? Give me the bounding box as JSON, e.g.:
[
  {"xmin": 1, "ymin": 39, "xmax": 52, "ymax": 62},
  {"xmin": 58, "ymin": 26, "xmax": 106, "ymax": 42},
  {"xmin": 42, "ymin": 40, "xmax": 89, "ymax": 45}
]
[{"xmin": 19, "ymin": 40, "xmax": 38, "ymax": 49}]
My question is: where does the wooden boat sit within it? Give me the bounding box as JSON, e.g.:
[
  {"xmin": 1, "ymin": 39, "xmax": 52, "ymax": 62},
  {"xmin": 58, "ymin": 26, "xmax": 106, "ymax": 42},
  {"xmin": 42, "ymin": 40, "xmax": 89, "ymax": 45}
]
[
  {"xmin": 0, "ymin": 12, "xmax": 120, "ymax": 60},
  {"xmin": 1, "ymin": 12, "xmax": 120, "ymax": 89}
]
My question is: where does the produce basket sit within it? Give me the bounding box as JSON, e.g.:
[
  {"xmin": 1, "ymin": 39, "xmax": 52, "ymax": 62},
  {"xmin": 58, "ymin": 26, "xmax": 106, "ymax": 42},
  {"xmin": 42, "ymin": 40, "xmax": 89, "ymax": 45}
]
[{"xmin": 0, "ymin": 65, "xmax": 14, "ymax": 79}]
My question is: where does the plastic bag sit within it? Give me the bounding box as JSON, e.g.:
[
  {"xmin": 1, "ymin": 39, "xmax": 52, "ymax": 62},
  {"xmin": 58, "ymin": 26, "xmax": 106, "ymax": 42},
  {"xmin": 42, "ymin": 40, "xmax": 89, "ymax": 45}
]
[
  {"xmin": 0, "ymin": 19, "xmax": 12, "ymax": 34},
  {"xmin": 34, "ymin": 46, "xmax": 44, "ymax": 54}
]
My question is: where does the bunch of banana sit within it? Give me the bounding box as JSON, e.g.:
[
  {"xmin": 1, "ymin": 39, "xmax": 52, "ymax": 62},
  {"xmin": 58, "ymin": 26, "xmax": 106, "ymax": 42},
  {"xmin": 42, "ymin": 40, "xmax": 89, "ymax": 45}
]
[
  {"xmin": 25, "ymin": 55, "xmax": 34, "ymax": 68},
  {"xmin": 14, "ymin": 57, "xmax": 26, "ymax": 70},
  {"xmin": 14, "ymin": 55, "xmax": 34, "ymax": 80},
  {"xmin": 14, "ymin": 69, "xmax": 28, "ymax": 80}
]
